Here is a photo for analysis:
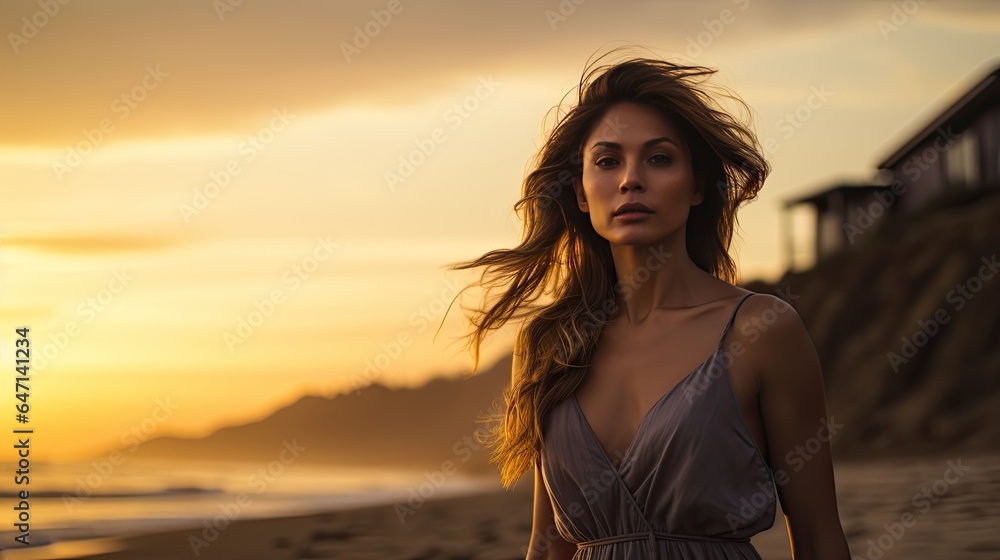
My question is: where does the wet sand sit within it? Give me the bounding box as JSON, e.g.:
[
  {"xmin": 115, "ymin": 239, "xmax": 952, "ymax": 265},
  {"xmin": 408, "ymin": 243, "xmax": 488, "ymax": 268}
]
[{"xmin": 21, "ymin": 451, "xmax": 1000, "ymax": 559}]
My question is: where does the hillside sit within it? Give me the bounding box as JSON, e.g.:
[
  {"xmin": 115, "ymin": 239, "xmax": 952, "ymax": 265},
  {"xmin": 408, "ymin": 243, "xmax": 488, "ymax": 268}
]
[
  {"xmin": 746, "ymin": 187, "xmax": 1000, "ymax": 459},
  {"xmin": 115, "ymin": 356, "xmax": 511, "ymax": 475}
]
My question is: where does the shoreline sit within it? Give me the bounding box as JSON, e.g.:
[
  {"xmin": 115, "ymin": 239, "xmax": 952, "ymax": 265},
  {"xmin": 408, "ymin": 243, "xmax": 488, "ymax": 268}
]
[
  {"xmin": 4, "ymin": 450, "xmax": 999, "ymax": 559},
  {"xmin": 2, "ymin": 481, "xmax": 529, "ymax": 560}
]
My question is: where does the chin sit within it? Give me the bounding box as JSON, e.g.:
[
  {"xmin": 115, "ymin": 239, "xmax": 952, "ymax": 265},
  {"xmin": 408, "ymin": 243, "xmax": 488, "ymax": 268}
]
[
  {"xmin": 607, "ymin": 234, "xmax": 656, "ymax": 247},
  {"xmin": 605, "ymin": 227, "xmax": 677, "ymax": 247}
]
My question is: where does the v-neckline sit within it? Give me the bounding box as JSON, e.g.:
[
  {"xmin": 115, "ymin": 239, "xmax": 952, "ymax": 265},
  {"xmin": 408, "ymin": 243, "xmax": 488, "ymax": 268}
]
[{"xmin": 571, "ymin": 345, "xmax": 722, "ymax": 473}]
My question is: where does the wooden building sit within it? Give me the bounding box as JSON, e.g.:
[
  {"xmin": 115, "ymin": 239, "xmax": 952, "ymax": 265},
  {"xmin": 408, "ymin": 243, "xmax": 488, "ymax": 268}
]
[{"xmin": 783, "ymin": 62, "xmax": 1000, "ymax": 272}]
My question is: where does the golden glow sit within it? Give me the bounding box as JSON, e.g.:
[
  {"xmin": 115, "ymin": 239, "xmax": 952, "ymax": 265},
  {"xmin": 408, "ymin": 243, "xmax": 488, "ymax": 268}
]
[{"xmin": 0, "ymin": 1, "xmax": 996, "ymax": 461}]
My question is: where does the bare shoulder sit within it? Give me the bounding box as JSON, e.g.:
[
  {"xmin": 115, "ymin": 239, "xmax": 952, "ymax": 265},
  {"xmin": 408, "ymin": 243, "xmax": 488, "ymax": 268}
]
[
  {"xmin": 729, "ymin": 292, "xmax": 812, "ymax": 363},
  {"xmin": 734, "ymin": 291, "xmax": 821, "ymax": 385},
  {"xmin": 735, "ymin": 290, "xmax": 802, "ymax": 334}
]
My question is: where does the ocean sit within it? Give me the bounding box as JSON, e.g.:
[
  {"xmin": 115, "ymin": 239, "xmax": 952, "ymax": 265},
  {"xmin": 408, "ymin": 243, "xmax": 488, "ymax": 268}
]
[{"xmin": 0, "ymin": 458, "xmax": 497, "ymax": 559}]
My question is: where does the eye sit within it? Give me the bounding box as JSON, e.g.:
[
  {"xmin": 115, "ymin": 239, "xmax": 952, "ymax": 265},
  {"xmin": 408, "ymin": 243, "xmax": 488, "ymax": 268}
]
[
  {"xmin": 650, "ymin": 153, "xmax": 672, "ymax": 164},
  {"xmin": 595, "ymin": 156, "xmax": 618, "ymax": 168}
]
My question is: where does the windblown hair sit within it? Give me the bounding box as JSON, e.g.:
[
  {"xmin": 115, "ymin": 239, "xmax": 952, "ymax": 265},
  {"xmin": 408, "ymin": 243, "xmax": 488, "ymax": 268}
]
[{"xmin": 443, "ymin": 47, "xmax": 769, "ymax": 490}]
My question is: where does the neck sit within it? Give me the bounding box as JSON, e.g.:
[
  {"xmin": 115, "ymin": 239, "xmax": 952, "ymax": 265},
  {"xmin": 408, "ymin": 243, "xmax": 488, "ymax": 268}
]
[{"xmin": 609, "ymin": 235, "xmax": 715, "ymax": 326}]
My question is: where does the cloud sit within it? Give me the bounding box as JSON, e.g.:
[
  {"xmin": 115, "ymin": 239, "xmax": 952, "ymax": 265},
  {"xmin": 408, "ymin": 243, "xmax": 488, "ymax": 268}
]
[
  {"xmin": 4, "ymin": 0, "xmax": 993, "ymax": 149},
  {"xmin": 2, "ymin": 232, "xmax": 180, "ymax": 255}
]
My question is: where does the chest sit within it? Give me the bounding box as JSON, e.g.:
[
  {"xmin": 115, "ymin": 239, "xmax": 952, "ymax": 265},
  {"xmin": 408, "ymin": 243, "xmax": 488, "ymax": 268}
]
[{"xmin": 573, "ymin": 337, "xmax": 768, "ymax": 469}]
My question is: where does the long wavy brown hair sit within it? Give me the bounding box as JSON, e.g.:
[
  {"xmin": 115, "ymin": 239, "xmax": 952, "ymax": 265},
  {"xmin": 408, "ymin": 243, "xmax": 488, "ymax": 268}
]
[{"xmin": 442, "ymin": 46, "xmax": 769, "ymax": 490}]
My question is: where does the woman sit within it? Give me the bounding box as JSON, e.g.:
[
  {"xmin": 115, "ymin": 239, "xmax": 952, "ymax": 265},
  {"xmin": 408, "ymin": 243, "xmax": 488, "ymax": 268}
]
[{"xmin": 446, "ymin": 47, "xmax": 851, "ymax": 559}]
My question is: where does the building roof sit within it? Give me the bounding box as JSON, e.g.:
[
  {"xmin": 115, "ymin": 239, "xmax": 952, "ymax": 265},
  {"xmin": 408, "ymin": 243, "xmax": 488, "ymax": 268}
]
[
  {"xmin": 877, "ymin": 61, "xmax": 1000, "ymax": 170},
  {"xmin": 783, "ymin": 181, "xmax": 892, "ymax": 209}
]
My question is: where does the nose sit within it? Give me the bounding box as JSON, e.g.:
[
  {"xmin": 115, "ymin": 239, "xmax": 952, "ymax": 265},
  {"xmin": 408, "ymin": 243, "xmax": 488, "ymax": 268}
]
[{"xmin": 619, "ymin": 159, "xmax": 644, "ymax": 192}]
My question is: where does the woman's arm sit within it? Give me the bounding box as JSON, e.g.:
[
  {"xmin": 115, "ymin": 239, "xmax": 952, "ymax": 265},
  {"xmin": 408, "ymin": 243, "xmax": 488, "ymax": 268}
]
[
  {"xmin": 511, "ymin": 340, "xmax": 578, "ymax": 560},
  {"xmin": 748, "ymin": 295, "xmax": 852, "ymax": 559},
  {"xmin": 526, "ymin": 462, "xmax": 578, "ymax": 559}
]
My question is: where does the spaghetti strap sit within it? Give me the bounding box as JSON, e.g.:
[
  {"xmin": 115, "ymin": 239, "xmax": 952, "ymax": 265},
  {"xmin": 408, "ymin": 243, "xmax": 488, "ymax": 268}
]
[{"xmin": 716, "ymin": 292, "xmax": 754, "ymax": 351}]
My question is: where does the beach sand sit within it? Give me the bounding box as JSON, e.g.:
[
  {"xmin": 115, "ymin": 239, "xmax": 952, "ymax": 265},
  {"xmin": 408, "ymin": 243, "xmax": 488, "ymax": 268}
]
[{"xmin": 33, "ymin": 451, "xmax": 1000, "ymax": 559}]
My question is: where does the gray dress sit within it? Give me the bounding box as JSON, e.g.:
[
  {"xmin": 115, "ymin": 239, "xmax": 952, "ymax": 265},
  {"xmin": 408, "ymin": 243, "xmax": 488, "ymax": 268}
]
[{"xmin": 538, "ymin": 292, "xmax": 777, "ymax": 559}]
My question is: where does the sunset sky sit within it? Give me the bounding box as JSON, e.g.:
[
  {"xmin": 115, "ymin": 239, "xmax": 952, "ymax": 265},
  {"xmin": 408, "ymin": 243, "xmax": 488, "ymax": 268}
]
[{"xmin": 1, "ymin": 0, "xmax": 998, "ymax": 461}]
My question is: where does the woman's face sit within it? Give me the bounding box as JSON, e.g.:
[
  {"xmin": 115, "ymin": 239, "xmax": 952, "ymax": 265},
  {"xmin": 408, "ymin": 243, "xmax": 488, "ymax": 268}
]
[{"xmin": 572, "ymin": 101, "xmax": 702, "ymax": 246}]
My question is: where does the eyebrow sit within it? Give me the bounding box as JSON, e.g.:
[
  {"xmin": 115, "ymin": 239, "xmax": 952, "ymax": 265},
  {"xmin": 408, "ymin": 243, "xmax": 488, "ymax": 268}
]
[{"xmin": 590, "ymin": 137, "xmax": 678, "ymax": 151}]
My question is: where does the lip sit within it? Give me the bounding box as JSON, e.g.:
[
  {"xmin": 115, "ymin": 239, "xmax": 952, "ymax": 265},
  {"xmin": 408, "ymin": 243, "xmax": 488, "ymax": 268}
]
[
  {"xmin": 613, "ymin": 201, "xmax": 654, "ymax": 216},
  {"xmin": 614, "ymin": 211, "xmax": 652, "ymax": 221}
]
